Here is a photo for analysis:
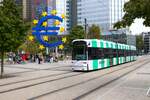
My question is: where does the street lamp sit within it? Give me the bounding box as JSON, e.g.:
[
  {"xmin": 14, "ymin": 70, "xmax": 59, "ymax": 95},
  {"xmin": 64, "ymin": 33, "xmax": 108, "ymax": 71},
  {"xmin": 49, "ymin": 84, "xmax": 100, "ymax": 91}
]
[{"xmin": 84, "ymin": 18, "xmax": 88, "ymax": 39}]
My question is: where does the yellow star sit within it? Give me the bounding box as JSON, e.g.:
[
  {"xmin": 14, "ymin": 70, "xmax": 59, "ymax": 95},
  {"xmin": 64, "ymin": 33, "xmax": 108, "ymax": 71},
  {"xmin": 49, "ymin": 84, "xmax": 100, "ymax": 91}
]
[
  {"xmin": 33, "ymin": 19, "xmax": 38, "ymax": 25},
  {"xmin": 43, "ymin": 36, "xmax": 48, "ymax": 41},
  {"xmin": 59, "ymin": 45, "xmax": 64, "ymax": 50},
  {"xmin": 62, "ymin": 37, "xmax": 67, "ymax": 43},
  {"xmin": 54, "ymin": 20, "xmax": 60, "ymax": 25},
  {"xmin": 51, "ymin": 10, "xmax": 57, "ymax": 15},
  {"xmin": 60, "ymin": 27, "xmax": 65, "ymax": 32},
  {"xmin": 39, "ymin": 45, "xmax": 45, "ymax": 50},
  {"xmin": 61, "ymin": 14, "xmax": 65, "ymax": 19},
  {"xmin": 42, "ymin": 21, "xmax": 47, "ymax": 27},
  {"xmin": 42, "ymin": 11, "xmax": 47, "ymax": 16},
  {"xmin": 28, "ymin": 35, "xmax": 34, "ymax": 41}
]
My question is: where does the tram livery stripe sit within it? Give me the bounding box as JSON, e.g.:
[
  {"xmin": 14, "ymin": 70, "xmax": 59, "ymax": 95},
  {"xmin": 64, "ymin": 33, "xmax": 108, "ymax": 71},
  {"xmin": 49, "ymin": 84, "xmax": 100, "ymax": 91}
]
[
  {"xmin": 93, "ymin": 60, "xmax": 98, "ymax": 70},
  {"xmin": 92, "ymin": 40, "xmax": 97, "ymax": 47},
  {"xmin": 100, "ymin": 41, "xmax": 104, "ymax": 48}
]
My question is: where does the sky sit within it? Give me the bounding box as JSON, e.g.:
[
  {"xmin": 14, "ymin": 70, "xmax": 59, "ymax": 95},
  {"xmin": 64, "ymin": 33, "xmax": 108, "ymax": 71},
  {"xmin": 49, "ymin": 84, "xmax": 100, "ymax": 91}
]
[{"xmin": 129, "ymin": 18, "xmax": 150, "ymax": 35}]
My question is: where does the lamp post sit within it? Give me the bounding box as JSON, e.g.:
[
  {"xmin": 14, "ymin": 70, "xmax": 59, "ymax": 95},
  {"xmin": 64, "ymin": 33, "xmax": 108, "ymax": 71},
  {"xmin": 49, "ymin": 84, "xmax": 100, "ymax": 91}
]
[{"xmin": 84, "ymin": 18, "xmax": 88, "ymax": 39}]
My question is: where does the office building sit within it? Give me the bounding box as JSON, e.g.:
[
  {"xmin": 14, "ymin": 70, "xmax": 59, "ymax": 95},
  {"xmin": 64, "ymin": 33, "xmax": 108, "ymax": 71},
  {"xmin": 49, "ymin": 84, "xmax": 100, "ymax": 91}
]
[
  {"xmin": 55, "ymin": 0, "xmax": 67, "ymax": 34},
  {"xmin": 66, "ymin": 0, "xmax": 77, "ymax": 30},
  {"xmin": 102, "ymin": 33, "xmax": 136, "ymax": 46},
  {"xmin": 15, "ymin": 0, "xmax": 32, "ymax": 21},
  {"xmin": 142, "ymin": 32, "xmax": 150, "ymax": 54},
  {"xmin": 32, "ymin": 0, "xmax": 48, "ymax": 19},
  {"xmin": 67, "ymin": 0, "xmax": 129, "ymax": 34},
  {"xmin": 32, "ymin": 0, "xmax": 67, "ymax": 34}
]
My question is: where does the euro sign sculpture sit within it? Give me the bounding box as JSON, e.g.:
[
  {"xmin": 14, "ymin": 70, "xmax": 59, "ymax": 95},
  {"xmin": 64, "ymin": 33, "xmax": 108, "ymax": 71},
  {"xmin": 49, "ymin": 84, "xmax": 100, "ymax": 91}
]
[{"xmin": 32, "ymin": 12, "xmax": 66, "ymax": 49}]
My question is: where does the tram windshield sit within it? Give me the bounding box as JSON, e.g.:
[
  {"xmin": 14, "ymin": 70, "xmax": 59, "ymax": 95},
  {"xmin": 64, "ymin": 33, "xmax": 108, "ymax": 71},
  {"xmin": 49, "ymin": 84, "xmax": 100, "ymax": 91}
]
[{"xmin": 72, "ymin": 41, "xmax": 87, "ymax": 60}]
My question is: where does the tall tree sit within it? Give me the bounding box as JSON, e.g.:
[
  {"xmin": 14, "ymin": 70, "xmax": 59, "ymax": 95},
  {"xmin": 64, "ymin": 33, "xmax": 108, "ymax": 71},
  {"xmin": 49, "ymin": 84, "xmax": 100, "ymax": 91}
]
[
  {"xmin": 114, "ymin": 0, "xmax": 150, "ymax": 29},
  {"xmin": 68, "ymin": 25, "xmax": 85, "ymax": 45},
  {"xmin": 88, "ymin": 24, "xmax": 101, "ymax": 39},
  {"xmin": 0, "ymin": 0, "xmax": 29, "ymax": 77},
  {"xmin": 136, "ymin": 35, "xmax": 144, "ymax": 53}
]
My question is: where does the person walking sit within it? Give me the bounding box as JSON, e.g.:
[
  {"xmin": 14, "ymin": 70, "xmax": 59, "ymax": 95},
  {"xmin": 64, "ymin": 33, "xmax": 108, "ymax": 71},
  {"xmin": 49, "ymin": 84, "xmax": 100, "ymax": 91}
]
[{"xmin": 36, "ymin": 54, "xmax": 41, "ymax": 64}]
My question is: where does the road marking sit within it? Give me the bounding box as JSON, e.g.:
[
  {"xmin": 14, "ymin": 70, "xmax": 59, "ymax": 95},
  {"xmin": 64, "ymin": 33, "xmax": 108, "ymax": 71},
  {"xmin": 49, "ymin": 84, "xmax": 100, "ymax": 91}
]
[
  {"xmin": 96, "ymin": 74, "xmax": 136, "ymax": 100},
  {"xmin": 147, "ymin": 87, "xmax": 150, "ymax": 97}
]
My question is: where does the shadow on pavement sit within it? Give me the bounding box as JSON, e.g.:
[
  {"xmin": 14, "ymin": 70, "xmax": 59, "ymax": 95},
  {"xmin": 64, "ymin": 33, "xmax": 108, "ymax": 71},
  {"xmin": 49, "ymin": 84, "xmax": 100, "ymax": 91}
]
[{"xmin": 0, "ymin": 74, "xmax": 18, "ymax": 79}]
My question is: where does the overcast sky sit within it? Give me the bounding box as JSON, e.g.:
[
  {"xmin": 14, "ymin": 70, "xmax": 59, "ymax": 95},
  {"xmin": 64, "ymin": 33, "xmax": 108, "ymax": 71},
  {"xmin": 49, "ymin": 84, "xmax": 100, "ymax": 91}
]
[{"xmin": 129, "ymin": 18, "xmax": 150, "ymax": 35}]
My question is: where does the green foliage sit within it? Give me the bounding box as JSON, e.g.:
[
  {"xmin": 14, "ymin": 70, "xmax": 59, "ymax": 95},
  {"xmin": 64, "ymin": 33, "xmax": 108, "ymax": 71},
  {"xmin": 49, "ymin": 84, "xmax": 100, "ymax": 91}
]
[
  {"xmin": 114, "ymin": 0, "xmax": 150, "ymax": 29},
  {"xmin": 67, "ymin": 25, "xmax": 85, "ymax": 45},
  {"xmin": 136, "ymin": 35, "xmax": 144, "ymax": 50},
  {"xmin": 0, "ymin": 0, "xmax": 30, "ymax": 52},
  {"xmin": 88, "ymin": 24, "xmax": 101, "ymax": 39},
  {"xmin": 19, "ymin": 41, "xmax": 40, "ymax": 54},
  {"xmin": 0, "ymin": 0, "xmax": 30, "ymax": 76}
]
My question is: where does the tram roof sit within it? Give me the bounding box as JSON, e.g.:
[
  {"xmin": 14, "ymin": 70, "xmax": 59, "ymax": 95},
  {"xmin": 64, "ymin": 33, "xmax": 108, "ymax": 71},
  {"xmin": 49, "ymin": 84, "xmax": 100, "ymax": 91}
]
[{"xmin": 72, "ymin": 39, "xmax": 136, "ymax": 50}]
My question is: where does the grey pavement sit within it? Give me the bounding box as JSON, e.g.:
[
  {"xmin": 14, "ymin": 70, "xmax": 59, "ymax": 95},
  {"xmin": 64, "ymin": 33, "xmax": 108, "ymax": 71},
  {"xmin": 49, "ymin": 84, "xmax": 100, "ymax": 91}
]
[{"xmin": 0, "ymin": 56, "xmax": 149, "ymax": 100}]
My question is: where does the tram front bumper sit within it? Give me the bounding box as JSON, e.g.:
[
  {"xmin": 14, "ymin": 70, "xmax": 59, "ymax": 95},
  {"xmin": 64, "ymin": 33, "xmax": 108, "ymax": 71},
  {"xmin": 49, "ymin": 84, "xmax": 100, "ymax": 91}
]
[{"xmin": 71, "ymin": 61, "xmax": 88, "ymax": 71}]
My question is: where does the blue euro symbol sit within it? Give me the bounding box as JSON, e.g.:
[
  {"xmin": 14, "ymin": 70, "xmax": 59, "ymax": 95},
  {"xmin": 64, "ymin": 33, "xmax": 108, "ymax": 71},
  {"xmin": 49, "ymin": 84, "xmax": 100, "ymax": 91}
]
[{"xmin": 32, "ymin": 15, "xmax": 63, "ymax": 47}]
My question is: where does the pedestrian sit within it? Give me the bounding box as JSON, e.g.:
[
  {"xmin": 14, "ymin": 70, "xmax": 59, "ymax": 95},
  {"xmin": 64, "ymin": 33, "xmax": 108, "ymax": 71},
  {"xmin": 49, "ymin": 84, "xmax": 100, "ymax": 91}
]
[
  {"xmin": 37, "ymin": 54, "xmax": 43, "ymax": 64},
  {"xmin": 12, "ymin": 53, "xmax": 16, "ymax": 64},
  {"xmin": 36, "ymin": 54, "xmax": 41, "ymax": 64}
]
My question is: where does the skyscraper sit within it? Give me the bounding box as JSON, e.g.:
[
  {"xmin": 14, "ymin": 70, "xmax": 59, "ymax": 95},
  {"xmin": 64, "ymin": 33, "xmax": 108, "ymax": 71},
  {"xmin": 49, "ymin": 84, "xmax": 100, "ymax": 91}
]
[
  {"xmin": 66, "ymin": 0, "xmax": 77, "ymax": 31},
  {"xmin": 32, "ymin": 0, "xmax": 67, "ymax": 34},
  {"xmin": 23, "ymin": 0, "xmax": 32, "ymax": 21},
  {"xmin": 68, "ymin": 0, "xmax": 129, "ymax": 34},
  {"xmin": 32, "ymin": 0, "xmax": 48, "ymax": 19},
  {"xmin": 55, "ymin": 0, "xmax": 67, "ymax": 34}
]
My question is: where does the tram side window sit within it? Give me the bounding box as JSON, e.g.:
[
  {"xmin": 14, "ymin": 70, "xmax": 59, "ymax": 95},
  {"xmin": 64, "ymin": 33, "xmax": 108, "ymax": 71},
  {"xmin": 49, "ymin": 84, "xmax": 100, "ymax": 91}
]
[
  {"xmin": 118, "ymin": 49, "xmax": 124, "ymax": 57},
  {"xmin": 131, "ymin": 50, "xmax": 136, "ymax": 56},
  {"xmin": 124, "ymin": 50, "xmax": 127, "ymax": 56},
  {"xmin": 127, "ymin": 50, "xmax": 131, "ymax": 56},
  {"xmin": 104, "ymin": 49, "xmax": 108, "ymax": 58},
  {"xmin": 122, "ymin": 50, "xmax": 125, "ymax": 56},
  {"xmin": 113, "ymin": 49, "xmax": 118, "ymax": 57},
  {"xmin": 130, "ymin": 50, "xmax": 133, "ymax": 56},
  {"xmin": 103, "ymin": 48, "xmax": 113, "ymax": 58},
  {"xmin": 118, "ymin": 50, "xmax": 121, "ymax": 57},
  {"xmin": 88, "ymin": 48, "xmax": 103, "ymax": 60},
  {"xmin": 109, "ymin": 49, "xmax": 113, "ymax": 58},
  {"xmin": 131, "ymin": 51, "xmax": 133, "ymax": 56}
]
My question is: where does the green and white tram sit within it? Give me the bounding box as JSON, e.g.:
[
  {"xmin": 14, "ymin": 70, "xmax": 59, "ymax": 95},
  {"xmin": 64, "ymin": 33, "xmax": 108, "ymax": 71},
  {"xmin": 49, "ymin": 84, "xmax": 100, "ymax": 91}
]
[{"xmin": 72, "ymin": 39, "xmax": 137, "ymax": 71}]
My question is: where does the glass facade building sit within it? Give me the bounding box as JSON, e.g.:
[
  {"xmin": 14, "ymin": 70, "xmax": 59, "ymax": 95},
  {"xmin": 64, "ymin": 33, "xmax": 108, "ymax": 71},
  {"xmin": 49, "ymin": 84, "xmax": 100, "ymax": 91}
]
[
  {"xmin": 76, "ymin": 0, "xmax": 129, "ymax": 34},
  {"xmin": 32, "ymin": 0, "xmax": 47, "ymax": 19},
  {"xmin": 55, "ymin": 0, "xmax": 67, "ymax": 35},
  {"xmin": 66, "ymin": 0, "xmax": 77, "ymax": 31},
  {"xmin": 32, "ymin": 0, "xmax": 67, "ymax": 35}
]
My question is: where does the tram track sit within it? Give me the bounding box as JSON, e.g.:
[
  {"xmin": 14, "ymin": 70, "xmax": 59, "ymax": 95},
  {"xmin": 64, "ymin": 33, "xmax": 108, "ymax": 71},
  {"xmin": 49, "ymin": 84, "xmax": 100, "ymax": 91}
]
[
  {"xmin": 28, "ymin": 59, "xmax": 150, "ymax": 100},
  {"xmin": 4, "ymin": 65, "xmax": 71, "ymax": 76},
  {"xmin": 0, "ymin": 59, "xmax": 143, "ymax": 88},
  {"xmin": 0, "ymin": 58, "xmax": 148, "ymax": 97},
  {"xmin": 0, "ymin": 71, "xmax": 72, "ymax": 87},
  {"xmin": 0, "ymin": 72, "xmax": 84, "ymax": 94},
  {"xmin": 73, "ymin": 60, "xmax": 150, "ymax": 100},
  {"xmin": 5, "ymin": 65, "xmax": 70, "ymax": 72}
]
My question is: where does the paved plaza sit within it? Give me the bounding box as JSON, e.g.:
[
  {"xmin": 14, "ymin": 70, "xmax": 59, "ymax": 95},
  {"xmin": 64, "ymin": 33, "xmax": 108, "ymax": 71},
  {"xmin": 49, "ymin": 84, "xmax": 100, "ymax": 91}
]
[{"xmin": 0, "ymin": 56, "xmax": 150, "ymax": 100}]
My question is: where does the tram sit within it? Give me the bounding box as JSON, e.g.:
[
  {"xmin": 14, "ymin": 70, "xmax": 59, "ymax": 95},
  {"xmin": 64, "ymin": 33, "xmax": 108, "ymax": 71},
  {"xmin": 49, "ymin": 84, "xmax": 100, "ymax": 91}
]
[{"xmin": 72, "ymin": 39, "xmax": 137, "ymax": 71}]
